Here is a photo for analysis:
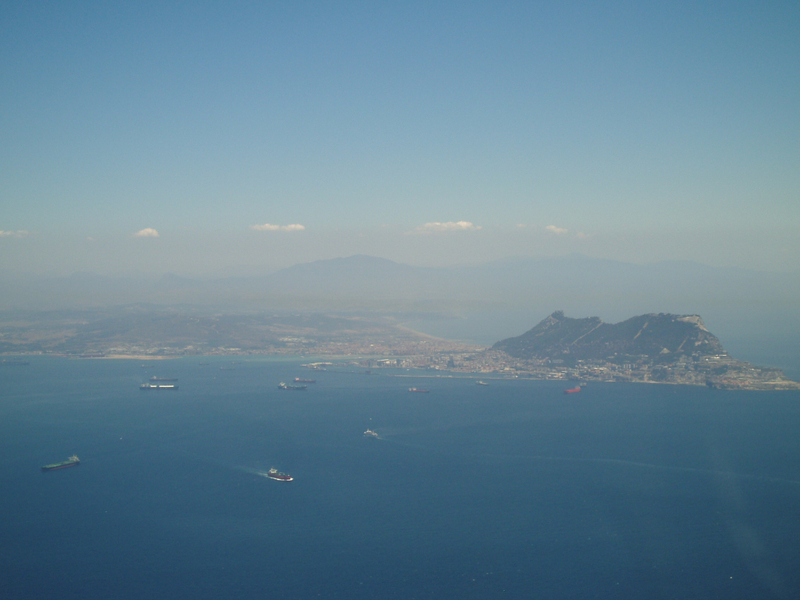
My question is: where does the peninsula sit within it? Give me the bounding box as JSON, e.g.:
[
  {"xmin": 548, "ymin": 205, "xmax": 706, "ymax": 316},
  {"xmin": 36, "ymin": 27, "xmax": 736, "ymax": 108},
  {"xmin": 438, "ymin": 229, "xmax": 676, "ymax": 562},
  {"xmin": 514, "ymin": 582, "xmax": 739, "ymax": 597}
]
[{"xmin": 488, "ymin": 311, "xmax": 799, "ymax": 391}]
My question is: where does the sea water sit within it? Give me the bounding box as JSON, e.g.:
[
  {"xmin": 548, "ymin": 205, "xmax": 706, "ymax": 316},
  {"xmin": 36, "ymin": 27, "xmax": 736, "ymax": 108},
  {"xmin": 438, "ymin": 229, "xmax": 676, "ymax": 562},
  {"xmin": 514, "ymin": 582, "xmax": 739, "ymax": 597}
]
[{"xmin": 2, "ymin": 356, "xmax": 800, "ymax": 599}]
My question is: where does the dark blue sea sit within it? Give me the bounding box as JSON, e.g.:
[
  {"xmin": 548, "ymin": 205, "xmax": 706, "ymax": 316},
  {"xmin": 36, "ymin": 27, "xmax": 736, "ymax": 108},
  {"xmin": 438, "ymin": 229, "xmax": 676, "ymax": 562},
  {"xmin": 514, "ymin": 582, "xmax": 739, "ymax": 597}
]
[{"xmin": 2, "ymin": 357, "xmax": 800, "ymax": 599}]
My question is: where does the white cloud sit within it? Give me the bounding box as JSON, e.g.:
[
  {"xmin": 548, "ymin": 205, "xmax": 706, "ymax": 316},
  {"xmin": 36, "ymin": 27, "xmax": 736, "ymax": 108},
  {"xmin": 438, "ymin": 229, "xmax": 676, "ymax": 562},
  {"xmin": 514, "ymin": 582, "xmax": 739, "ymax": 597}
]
[
  {"xmin": 0, "ymin": 230, "xmax": 30, "ymax": 238},
  {"xmin": 545, "ymin": 225, "xmax": 568, "ymax": 234},
  {"xmin": 251, "ymin": 223, "xmax": 306, "ymax": 232},
  {"xmin": 134, "ymin": 228, "xmax": 160, "ymax": 237},
  {"xmin": 408, "ymin": 221, "xmax": 482, "ymax": 234}
]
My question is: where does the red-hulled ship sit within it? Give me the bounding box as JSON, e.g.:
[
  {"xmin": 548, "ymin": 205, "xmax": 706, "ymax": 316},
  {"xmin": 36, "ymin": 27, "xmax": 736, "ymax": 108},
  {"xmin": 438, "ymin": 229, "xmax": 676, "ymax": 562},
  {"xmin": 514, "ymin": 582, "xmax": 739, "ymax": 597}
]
[
  {"xmin": 266, "ymin": 468, "xmax": 293, "ymax": 482},
  {"xmin": 564, "ymin": 386, "xmax": 582, "ymax": 394}
]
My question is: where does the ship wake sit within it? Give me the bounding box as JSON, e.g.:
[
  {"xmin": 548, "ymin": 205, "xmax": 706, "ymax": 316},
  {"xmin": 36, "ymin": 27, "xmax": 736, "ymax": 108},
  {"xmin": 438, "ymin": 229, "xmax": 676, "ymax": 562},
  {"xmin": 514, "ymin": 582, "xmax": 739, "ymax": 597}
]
[{"xmin": 231, "ymin": 464, "xmax": 273, "ymax": 479}]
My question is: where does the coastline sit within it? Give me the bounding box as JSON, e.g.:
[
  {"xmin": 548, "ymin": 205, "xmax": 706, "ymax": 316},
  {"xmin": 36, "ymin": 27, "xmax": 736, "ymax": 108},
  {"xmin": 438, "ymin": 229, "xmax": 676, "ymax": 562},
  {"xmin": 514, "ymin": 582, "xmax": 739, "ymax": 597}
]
[{"xmin": 4, "ymin": 350, "xmax": 798, "ymax": 391}]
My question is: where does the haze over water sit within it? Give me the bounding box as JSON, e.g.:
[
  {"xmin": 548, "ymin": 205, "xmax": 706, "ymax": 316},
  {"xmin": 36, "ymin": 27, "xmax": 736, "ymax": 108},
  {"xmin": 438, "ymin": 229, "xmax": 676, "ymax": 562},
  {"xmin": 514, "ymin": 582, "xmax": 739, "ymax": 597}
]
[{"xmin": 3, "ymin": 357, "xmax": 800, "ymax": 599}]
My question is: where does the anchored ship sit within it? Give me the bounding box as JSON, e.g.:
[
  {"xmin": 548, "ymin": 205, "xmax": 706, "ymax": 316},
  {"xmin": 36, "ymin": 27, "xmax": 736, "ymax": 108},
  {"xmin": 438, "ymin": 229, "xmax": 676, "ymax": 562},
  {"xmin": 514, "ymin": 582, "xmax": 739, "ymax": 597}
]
[
  {"xmin": 140, "ymin": 383, "xmax": 179, "ymax": 390},
  {"xmin": 266, "ymin": 468, "xmax": 293, "ymax": 482},
  {"xmin": 564, "ymin": 386, "xmax": 582, "ymax": 394},
  {"xmin": 278, "ymin": 382, "xmax": 307, "ymax": 390},
  {"xmin": 41, "ymin": 455, "xmax": 80, "ymax": 472}
]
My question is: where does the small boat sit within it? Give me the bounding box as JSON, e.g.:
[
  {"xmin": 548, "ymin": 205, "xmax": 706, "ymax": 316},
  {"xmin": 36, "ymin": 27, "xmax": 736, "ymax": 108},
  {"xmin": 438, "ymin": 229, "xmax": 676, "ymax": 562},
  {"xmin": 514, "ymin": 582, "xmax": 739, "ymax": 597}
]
[
  {"xmin": 266, "ymin": 468, "xmax": 293, "ymax": 482},
  {"xmin": 409, "ymin": 387, "xmax": 429, "ymax": 393},
  {"xmin": 364, "ymin": 429, "xmax": 379, "ymax": 438},
  {"xmin": 476, "ymin": 380, "xmax": 489, "ymax": 386},
  {"xmin": 41, "ymin": 455, "xmax": 80, "ymax": 472}
]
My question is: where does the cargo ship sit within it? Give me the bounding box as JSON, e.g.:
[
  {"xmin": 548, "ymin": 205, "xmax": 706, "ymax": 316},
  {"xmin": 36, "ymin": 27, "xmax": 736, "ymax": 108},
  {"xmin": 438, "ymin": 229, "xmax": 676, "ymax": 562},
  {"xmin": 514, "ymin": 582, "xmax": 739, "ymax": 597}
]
[
  {"xmin": 409, "ymin": 387, "xmax": 429, "ymax": 393},
  {"xmin": 564, "ymin": 386, "xmax": 582, "ymax": 394},
  {"xmin": 266, "ymin": 468, "xmax": 293, "ymax": 482},
  {"xmin": 41, "ymin": 455, "xmax": 80, "ymax": 472},
  {"xmin": 278, "ymin": 382, "xmax": 307, "ymax": 390},
  {"xmin": 140, "ymin": 383, "xmax": 179, "ymax": 390}
]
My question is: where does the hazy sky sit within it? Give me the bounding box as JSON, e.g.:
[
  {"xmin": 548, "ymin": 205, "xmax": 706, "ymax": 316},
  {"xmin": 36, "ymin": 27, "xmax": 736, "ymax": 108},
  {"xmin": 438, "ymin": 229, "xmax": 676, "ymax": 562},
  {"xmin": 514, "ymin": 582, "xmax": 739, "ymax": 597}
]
[{"xmin": 2, "ymin": 1, "xmax": 798, "ymax": 275}]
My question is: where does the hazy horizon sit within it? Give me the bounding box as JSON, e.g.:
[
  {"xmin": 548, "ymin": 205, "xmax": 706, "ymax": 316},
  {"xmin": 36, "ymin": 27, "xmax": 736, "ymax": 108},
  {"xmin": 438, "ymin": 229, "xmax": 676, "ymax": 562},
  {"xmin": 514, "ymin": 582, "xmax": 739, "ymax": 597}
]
[{"xmin": 2, "ymin": 2, "xmax": 798, "ymax": 276}]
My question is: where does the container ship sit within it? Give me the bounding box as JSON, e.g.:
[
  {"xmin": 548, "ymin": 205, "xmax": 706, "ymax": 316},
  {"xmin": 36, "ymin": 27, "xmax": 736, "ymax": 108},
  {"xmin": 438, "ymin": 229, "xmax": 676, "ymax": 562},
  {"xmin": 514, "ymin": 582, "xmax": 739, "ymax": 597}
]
[
  {"xmin": 41, "ymin": 455, "xmax": 80, "ymax": 472},
  {"xmin": 266, "ymin": 468, "xmax": 293, "ymax": 482}
]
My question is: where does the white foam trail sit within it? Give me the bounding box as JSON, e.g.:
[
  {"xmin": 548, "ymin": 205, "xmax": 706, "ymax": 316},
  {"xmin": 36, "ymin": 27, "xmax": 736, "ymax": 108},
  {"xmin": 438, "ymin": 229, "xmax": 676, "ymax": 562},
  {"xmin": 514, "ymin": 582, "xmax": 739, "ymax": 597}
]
[{"xmin": 232, "ymin": 464, "xmax": 272, "ymax": 478}]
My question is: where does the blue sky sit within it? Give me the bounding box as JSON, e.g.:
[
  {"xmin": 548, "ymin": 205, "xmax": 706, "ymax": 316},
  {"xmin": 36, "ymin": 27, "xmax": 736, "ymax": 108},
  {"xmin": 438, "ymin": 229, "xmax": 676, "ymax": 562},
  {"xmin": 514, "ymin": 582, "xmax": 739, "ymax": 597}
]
[{"xmin": 2, "ymin": 1, "xmax": 798, "ymax": 275}]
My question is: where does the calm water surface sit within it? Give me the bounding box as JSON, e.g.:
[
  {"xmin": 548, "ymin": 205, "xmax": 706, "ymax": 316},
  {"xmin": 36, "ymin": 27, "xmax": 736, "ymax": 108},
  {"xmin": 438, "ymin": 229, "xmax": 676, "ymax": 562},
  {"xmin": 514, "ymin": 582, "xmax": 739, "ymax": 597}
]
[{"xmin": 2, "ymin": 356, "xmax": 800, "ymax": 599}]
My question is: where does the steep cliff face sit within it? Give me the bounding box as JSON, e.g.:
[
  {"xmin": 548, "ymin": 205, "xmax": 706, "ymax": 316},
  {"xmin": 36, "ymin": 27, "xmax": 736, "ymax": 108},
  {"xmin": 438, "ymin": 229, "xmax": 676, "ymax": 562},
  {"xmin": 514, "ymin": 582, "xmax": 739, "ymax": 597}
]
[{"xmin": 493, "ymin": 311, "xmax": 725, "ymax": 361}]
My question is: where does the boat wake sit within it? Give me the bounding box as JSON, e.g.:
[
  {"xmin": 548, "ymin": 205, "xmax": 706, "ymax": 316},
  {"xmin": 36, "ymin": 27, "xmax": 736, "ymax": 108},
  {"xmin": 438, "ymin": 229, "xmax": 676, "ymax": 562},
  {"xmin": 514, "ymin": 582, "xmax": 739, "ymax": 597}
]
[
  {"xmin": 231, "ymin": 464, "xmax": 273, "ymax": 479},
  {"xmin": 232, "ymin": 464, "xmax": 293, "ymax": 481}
]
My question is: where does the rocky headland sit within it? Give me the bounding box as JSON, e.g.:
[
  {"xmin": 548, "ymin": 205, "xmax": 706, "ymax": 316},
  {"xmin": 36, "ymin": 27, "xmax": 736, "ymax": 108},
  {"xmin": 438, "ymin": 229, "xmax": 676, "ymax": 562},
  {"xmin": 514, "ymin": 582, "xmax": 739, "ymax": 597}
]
[{"xmin": 491, "ymin": 311, "xmax": 799, "ymax": 390}]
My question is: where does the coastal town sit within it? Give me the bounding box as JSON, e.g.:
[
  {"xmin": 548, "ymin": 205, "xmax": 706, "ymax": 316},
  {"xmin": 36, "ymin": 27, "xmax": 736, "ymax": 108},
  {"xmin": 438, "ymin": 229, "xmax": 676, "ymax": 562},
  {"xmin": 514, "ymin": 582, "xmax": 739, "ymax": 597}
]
[
  {"xmin": 10, "ymin": 337, "xmax": 792, "ymax": 391},
  {"xmin": 2, "ymin": 309, "xmax": 798, "ymax": 391},
  {"xmin": 355, "ymin": 348, "xmax": 800, "ymax": 391}
]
